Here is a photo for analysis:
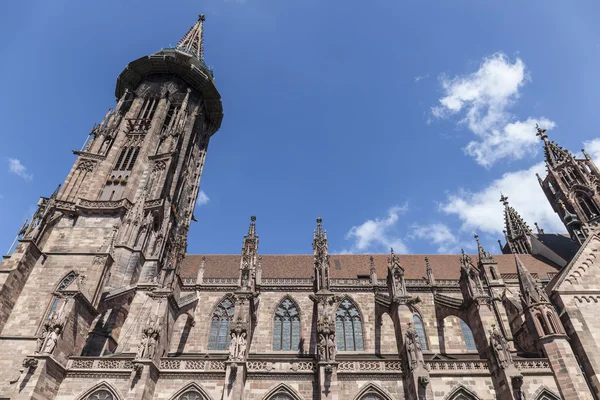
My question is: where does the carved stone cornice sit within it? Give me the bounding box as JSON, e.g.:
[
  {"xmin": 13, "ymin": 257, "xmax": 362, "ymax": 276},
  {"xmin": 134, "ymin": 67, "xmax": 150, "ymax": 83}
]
[
  {"xmin": 76, "ymin": 198, "xmax": 133, "ymax": 214},
  {"xmin": 72, "ymin": 150, "xmax": 107, "ymax": 162}
]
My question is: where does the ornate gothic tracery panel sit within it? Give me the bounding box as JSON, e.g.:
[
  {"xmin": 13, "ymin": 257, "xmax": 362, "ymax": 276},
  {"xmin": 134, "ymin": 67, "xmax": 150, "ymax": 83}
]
[
  {"xmin": 208, "ymin": 297, "xmax": 235, "ymax": 350},
  {"xmin": 336, "ymin": 298, "xmax": 364, "ymax": 351},
  {"xmin": 273, "ymin": 297, "xmax": 300, "ymax": 351},
  {"xmin": 178, "ymin": 391, "xmax": 205, "ymax": 400},
  {"xmin": 87, "ymin": 390, "xmax": 114, "ymax": 400}
]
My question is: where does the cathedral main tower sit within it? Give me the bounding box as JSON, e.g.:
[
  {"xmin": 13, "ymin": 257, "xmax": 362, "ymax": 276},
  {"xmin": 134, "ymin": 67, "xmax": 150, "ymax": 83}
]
[{"xmin": 0, "ymin": 15, "xmax": 221, "ymax": 398}]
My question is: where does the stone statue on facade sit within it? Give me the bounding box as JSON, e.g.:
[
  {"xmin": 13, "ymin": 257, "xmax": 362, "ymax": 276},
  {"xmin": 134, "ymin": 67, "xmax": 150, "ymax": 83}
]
[
  {"xmin": 490, "ymin": 324, "xmax": 512, "ymax": 369},
  {"xmin": 42, "ymin": 327, "xmax": 61, "ymax": 354},
  {"xmin": 135, "ymin": 322, "xmax": 161, "ymax": 360},
  {"xmin": 405, "ymin": 323, "xmax": 425, "ymax": 371}
]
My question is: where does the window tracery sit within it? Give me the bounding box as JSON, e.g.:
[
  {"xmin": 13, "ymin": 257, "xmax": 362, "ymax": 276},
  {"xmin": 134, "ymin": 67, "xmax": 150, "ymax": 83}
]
[
  {"xmin": 177, "ymin": 391, "xmax": 205, "ymax": 400},
  {"xmin": 208, "ymin": 297, "xmax": 235, "ymax": 350},
  {"xmin": 272, "ymin": 298, "xmax": 300, "ymax": 351},
  {"xmin": 335, "ymin": 298, "xmax": 364, "ymax": 351},
  {"xmin": 87, "ymin": 389, "xmax": 114, "ymax": 400}
]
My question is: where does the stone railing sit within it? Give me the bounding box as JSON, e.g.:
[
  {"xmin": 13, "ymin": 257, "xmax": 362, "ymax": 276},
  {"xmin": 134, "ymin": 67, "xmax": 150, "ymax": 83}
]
[
  {"xmin": 68, "ymin": 357, "xmax": 134, "ymax": 370},
  {"xmin": 159, "ymin": 359, "xmax": 225, "ymax": 371},
  {"xmin": 426, "ymin": 359, "xmax": 489, "ymax": 375},
  {"xmin": 514, "ymin": 359, "xmax": 551, "ymax": 373},
  {"xmin": 337, "ymin": 360, "xmax": 402, "ymax": 373},
  {"xmin": 144, "ymin": 199, "xmax": 164, "ymax": 209},
  {"xmin": 202, "ymin": 278, "xmax": 239, "ymax": 285},
  {"xmin": 55, "ymin": 200, "xmax": 77, "ymax": 212},
  {"xmin": 261, "ymin": 278, "xmax": 313, "ymax": 285},
  {"xmin": 246, "ymin": 360, "xmax": 316, "ymax": 372}
]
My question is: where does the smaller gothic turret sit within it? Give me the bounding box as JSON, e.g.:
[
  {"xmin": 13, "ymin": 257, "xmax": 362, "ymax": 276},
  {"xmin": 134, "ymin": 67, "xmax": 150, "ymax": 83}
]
[
  {"xmin": 500, "ymin": 195, "xmax": 533, "ymax": 254},
  {"xmin": 239, "ymin": 216, "xmax": 259, "ymax": 292},
  {"xmin": 536, "ymin": 125, "xmax": 600, "ymax": 244},
  {"xmin": 475, "ymin": 233, "xmax": 502, "ymax": 283},
  {"xmin": 312, "ymin": 217, "xmax": 331, "ymax": 293},
  {"xmin": 387, "ymin": 248, "xmax": 407, "ymax": 299},
  {"xmin": 515, "ymin": 256, "xmax": 563, "ymax": 342},
  {"xmin": 459, "ymin": 250, "xmax": 487, "ymax": 304}
]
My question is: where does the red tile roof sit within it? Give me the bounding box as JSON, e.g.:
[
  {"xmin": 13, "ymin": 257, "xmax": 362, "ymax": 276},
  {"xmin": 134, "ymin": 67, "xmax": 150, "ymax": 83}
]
[{"xmin": 180, "ymin": 253, "xmax": 561, "ymax": 280}]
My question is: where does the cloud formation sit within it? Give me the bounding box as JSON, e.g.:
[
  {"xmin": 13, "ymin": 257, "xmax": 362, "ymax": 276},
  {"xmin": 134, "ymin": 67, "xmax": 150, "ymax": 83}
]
[
  {"xmin": 342, "ymin": 205, "xmax": 409, "ymax": 254},
  {"xmin": 196, "ymin": 190, "xmax": 210, "ymax": 207},
  {"xmin": 8, "ymin": 158, "xmax": 33, "ymax": 180},
  {"xmin": 410, "ymin": 223, "xmax": 459, "ymax": 253},
  {"xmin": 440, "ymin": 138, "xmax": 600, "ymax": 238},
  {"xmin": 432, "ymin": 53, "xmax": 555, "ymax": 167}
]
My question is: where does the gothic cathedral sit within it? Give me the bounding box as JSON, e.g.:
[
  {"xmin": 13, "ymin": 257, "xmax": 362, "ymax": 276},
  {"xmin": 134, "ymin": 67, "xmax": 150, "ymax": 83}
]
[{"xmin": 2, "ymin": 15, "xmax": 600, "ymax": 400}]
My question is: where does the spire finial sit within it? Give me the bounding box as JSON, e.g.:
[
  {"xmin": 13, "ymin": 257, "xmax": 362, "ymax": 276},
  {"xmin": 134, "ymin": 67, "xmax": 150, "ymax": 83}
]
[
  {"xmin": 176, "ymin": 14, "xmax": 206, "ymax": 61},
  {"xmin": 535, "ymin": 123, "xmax": 548, "ymax": 141},
  {"xmin": 534, "ymin": 222, "xmax": 544, "ymax": 234},
  {"xmin": 499, "ymin": 193, "xmax": 509, "ymax": 206}
]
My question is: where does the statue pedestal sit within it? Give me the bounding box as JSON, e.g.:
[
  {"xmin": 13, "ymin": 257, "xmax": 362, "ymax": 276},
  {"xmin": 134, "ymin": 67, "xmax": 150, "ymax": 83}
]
[
  {"xmin": 318, "ymin": 362, "xmax": 338, "ymax": 400},
  {"xmin": 223, "ymin": 360, "xmax": 246, "ymax": 400}
]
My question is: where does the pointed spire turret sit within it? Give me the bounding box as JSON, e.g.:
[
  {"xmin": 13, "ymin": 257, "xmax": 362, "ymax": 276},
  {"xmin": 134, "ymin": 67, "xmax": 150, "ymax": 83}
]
[
  {"xmin": 425, "ymin": 256, "xmax": 435, "ymax": 286},
  {"xmin": 536, "ymin": 124, "xmax": 571, "ymax": 168},
  {"xmin": 474, "ymin": 233, "xmax": 495, "ymax": 263},
  {"xmin": 500, "ymin": 194, "xmax": 533, "ymax": 254},
  {"xmin": 239, "ymin": 216, "xmax": 258, "ymax": 291},
  {"xmin": 176, "ymin": 14, "xmax": 206, "ymax": 61},
  {"xmin": 515, "ymin": 256, "xmax": 548, "ymax": 307},
  {"xmin": 312, "ymin": 217, "xmax": 330, "ymax": 292}
]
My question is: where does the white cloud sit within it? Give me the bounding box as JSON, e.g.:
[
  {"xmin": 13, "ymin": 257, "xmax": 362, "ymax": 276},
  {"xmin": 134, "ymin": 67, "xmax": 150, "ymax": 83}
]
[
  {"xmin": 410, "ymin": 223, "xmax": 460, "ymax": 253},
  {"xmin": 432, "ymin": 52, "xmax": 555, "ymax": 167},
  {"xmin": 196, "ymin": 190, "xmax": 209, "ymax": 207},
  {"xmin": 414, "ymin": 74, "xmax": 430, "ymax": 83},
  {"xmin": 342, "ymin": 205, "xmax": 409, "ymax": 254},
  {"xmin": 440, "ymin": 162, "xmax": 565, "ymax": 237},
  {"xmin": 583, "ymin": 138, "xmax": 600, "ymax": 160},
  {"xmin": 8, "ymin": 158, "xmax": 33, "ymax": 180}
]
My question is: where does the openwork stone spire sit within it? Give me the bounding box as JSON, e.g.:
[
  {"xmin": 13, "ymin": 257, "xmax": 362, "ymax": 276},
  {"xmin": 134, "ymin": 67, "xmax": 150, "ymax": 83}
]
[
  {"xmin": 515, "ymin": 256, "xmax": 549, "ymax": 307},
  {"xmin": 501, "ymin": 194, "xmax": 533, "ymax": 254},
  {"xmin": 537, "ymin": 124, "xmax": 572, "ymax": 168},
  {"xmin": 176, "ymin": 14, "xmax": 206, "ymax": 61},
  {"xmin": 312, "ymin": 217, "xmax": 330, "ymax": 292}
]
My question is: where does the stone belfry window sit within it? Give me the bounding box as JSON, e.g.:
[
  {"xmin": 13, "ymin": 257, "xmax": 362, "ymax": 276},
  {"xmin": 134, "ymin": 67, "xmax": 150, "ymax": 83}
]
[
  {"xmin": 272, "ymin": 298, "xmax": 300, "ymax": 351},
  {"xmin": 208, "ymin": 297, "xmax": 235, "ymax": 351},
  {"xmin": 138, "ymin": 97, "xmax": 159, "ymax": 121},
  {"xmin": 335, "ymin": 298, "xmax": 364, "ymax": 351}
]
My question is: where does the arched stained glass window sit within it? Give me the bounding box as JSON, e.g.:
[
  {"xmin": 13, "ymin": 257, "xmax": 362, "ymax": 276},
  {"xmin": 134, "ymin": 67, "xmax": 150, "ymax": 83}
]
[
  {"xmin": 178, "ymin": 391, "xmax": 205, "ymax": 400},
  {"xmin": 459, "ymin": 319, "xmax": 477, "ymax": 351},
  {"xmin": 413, "ymin": 314, "xmax": 428, "ymax": 351},
  {"xmin": 335, "ymin": 298, "xmax": 364, "ymax": 351},
  {"xmin": 87, "ymin": 390, "xmax": 114, "ymax": 400},
  {"xmin": 208, "ymin": 297, "xmax": 235, "ymax": 350},
  {"xmin": 273, "ymin": 298, "xmax": 300, "ymax": 351}
]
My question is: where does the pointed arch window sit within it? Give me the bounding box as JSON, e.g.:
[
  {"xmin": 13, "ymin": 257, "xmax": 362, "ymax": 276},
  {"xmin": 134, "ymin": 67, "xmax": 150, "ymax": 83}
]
[
  {"xmin": 45, "ymin": 272, "xmax": 76, "ymax": 322},
  {"xmin": 459, "ymin": 320, "xmax": 477, "ymax": 351},
  {"xmin": 208, "ymin": 297, "xmax": 235, "ymax": 351},
  {"xmin": 576, "ymin": 194, "xmax": 599, "ymax": 220},
  {"xmin": 273, "ymin": 298, "xmax": 300, "ymax": 351},
  {"xmin": 413, "ymin": 314, "xmax": 428, "ymax": 351},
  {"xmin": 336, "ymin": 298, "xmax": 364, "ymax": 351},
  {"xmin": 177, "ymin": 391, "xmax": 206, "ymax": 400},
  {"xmin": 87, "ymin": 390, "xmax": 114, "ymax": 400}
]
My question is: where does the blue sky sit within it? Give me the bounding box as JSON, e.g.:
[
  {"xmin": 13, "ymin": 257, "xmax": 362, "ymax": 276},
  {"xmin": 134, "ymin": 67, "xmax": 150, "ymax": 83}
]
[{"xmin": 2, "ymin": 1, "xmax": 600, "ymax": 255}]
